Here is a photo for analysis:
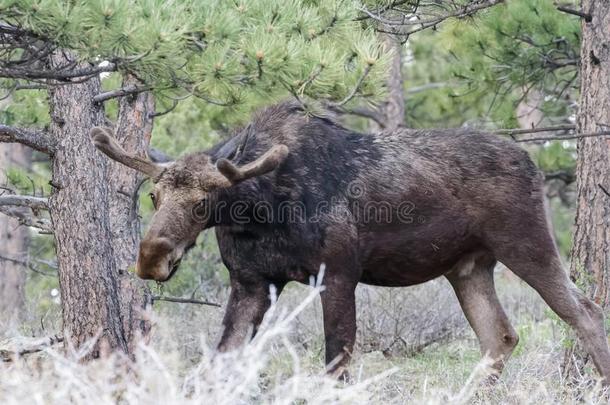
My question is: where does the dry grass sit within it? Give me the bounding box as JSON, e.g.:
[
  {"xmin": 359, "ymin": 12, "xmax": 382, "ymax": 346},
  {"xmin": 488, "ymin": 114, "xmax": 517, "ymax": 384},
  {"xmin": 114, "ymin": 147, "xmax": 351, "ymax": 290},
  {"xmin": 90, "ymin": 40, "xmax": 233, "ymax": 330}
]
[{"xmin": 1, "ymin": 271, "xmax": 609, "ymax": 404}]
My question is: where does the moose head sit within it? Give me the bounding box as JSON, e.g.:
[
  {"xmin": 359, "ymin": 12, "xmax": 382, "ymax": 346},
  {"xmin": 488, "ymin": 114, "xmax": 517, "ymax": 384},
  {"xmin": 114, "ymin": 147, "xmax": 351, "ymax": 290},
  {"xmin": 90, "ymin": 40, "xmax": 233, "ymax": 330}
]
[{"xmin": 90, "ymin": 127, "xmax": 288, "ymax": 282}]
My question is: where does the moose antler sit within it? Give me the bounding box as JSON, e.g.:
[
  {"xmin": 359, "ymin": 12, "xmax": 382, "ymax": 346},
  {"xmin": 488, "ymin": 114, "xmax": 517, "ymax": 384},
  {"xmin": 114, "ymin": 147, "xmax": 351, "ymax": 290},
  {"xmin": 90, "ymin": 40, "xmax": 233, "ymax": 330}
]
[
  {"xmin": 90, "ymin": 127, "xmax": 166, "ymax": 178},
  {"xmin": 216, "ymin": 144, "xmax": 289, "ymax": 184}
]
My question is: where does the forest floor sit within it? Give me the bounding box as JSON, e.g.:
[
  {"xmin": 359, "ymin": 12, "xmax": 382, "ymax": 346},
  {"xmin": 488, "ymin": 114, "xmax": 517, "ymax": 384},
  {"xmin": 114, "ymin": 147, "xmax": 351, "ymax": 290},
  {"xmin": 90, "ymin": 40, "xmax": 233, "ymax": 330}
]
[{"xmin": 1, "ymin": 272, "xmax": 608, "ymax": 404}]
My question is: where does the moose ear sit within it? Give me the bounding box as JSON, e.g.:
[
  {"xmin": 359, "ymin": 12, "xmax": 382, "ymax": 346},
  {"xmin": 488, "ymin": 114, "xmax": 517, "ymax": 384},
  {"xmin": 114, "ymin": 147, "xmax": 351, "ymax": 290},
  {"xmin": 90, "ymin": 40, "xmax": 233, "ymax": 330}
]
[
  {"xmin": 90, "ymin": 127, "xmax": 166, "ymax": 179},
  {"xmin": 216, "ymin": 144, "xmax": 289, "ymax": 185}
]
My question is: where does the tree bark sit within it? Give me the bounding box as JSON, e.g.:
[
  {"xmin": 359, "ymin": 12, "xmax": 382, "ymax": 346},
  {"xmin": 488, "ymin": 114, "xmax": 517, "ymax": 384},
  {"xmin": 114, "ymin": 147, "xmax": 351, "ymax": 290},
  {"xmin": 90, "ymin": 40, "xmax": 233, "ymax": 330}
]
[
  {"xmin": 47, "ymin": 52, "xmax": 149, "ymax": 359},
  {"xmin": 0, "ymin": 143, "xmax": 31, "ymax": 329},
  {"xmin": 376, "ymin": 34, "xmax": 405, "ymax": 131},
  {"xmin": 563, "ymin": 0, "xmax": 610, "ymax": 380},
  {"xmin": 108, "ymin": 75, "xmax": 154, "ymax": 351}
]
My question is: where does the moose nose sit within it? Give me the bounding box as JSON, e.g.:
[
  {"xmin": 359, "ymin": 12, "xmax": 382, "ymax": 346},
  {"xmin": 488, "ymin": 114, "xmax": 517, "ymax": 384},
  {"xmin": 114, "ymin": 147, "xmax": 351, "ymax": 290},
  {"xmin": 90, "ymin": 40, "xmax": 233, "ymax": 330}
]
[{"xmin": 136, "ymin": 237, "xmax": 176, "ymax": 281}]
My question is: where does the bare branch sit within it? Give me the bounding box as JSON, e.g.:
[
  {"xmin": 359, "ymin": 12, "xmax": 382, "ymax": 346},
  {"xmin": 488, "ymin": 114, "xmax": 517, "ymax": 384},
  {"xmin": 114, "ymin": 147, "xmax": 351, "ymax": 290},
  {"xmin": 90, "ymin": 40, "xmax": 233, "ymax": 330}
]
[
  {"xmin": 493, "ymin": 124, "xmax": 575, "ymax": 136},
  {"xmin": 355, "ymin": 0, "xmax": 412, "ymax": 21},
  {"xmin": 0, "ymin": 206, "xmax": 53, "ymax": 233},
  {"xmin": 361, "ymin": 0, "xmax": 504, "ymax": 38},
  {"xmin": 0, "ymin": 254, "xmax": 56, "ymax": 277},
  {"xmin": 0, "ymin": 195, "xmax": 48, "ymax": 210},
  {"xmin": 513, "ymin": 131, "xmax": 610, "ymax": 143},
  {"xmin": 149, "ymin": 99, "xmax": 178, "ymax": 118},
  {"xmin": 0, "ymin": 63, "xmax": 116, "ymax": 82},
  {"xmin": 148, "ymin": 148, "xmax": 173, "ymax": 163},
  {"xmin": 406, "ymin": 82, "xmax": 451, "ymax": 95},
  {"xmin": 1, "ymin": 335, "xmax": 63, "ymax": 362},
  {"xmin": 93, "ymin": 84, "xmax": 152, "ymax": 104},
  {"xmin": 326, "ymin": 104, "xmax": 386, "ymax": 128},
  {"xmin": 556, "ymin": 5, "xmax": 592, "ymax": 22},
  {"xmin": 0, "ymin": 125, "xmax": 55, "ymax": 154},
  {"xmin": 151, "ymin": 295, "xmax": 221, "ymax": 307},
  {"xmin": 545, "ymin": 170, "xmax": 575, "ymax": 184}
]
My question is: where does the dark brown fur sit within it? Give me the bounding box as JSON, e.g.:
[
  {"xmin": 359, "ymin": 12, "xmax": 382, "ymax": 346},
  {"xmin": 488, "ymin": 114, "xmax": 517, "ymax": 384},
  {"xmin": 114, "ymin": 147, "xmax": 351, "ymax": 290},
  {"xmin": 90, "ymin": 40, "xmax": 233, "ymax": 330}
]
[{"xmin": 92, "ymin": 102, "xmax": 610, "ymax": 382}]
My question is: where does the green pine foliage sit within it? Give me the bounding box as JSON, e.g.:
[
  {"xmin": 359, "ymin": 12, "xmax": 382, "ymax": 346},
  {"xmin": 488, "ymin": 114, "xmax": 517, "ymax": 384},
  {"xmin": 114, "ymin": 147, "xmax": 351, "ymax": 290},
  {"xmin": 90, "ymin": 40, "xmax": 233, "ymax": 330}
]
[
  {"xmin": 405, "ymin": 0, "xmax": 579, "ymax": 128},
  {"xmin": 1, "ymin": 0, "xmax": 391, "ymax": 108}
]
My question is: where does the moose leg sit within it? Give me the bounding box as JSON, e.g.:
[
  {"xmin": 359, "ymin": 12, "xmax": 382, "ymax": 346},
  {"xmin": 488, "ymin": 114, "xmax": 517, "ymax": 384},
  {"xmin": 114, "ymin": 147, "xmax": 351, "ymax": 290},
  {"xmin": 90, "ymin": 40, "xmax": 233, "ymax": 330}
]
[
  {"xmin": 496, "ymin": 246, "xmax": 610, "ymax": 383},
  {"xmin": 446, "ymin": 253, "xmax": 519, "ymax": 378},
  {"xmin": 320, "ymin": 277, "xmax": 357, "ymax": 380},
  {"xmin": 217, "ymin": 279, "xmax": 282, "ymax": 352}
]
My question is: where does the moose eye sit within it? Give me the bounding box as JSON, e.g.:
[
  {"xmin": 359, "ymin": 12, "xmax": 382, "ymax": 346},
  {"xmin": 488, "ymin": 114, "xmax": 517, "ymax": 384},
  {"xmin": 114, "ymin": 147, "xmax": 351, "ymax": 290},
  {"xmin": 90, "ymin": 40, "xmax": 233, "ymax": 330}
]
[
  {"xmin": 149, "ymin": 193, "xmax": 157, "ymax": 208},
  {"xmin": 192, "ymin": 198, "xmax": 209, "ymax": 221}
]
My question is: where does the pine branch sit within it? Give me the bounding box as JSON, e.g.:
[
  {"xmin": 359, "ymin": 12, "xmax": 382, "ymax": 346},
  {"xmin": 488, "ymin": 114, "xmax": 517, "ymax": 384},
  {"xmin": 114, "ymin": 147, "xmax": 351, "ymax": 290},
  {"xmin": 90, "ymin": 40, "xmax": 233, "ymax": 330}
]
[
  {"xmin": 355, "ymin": 0, "xmax": 413, "ymax": 21},
  {"xmin": 93, "ymin": 84, "xmax": 152, "ymax": 104},
  {"xmin": 149, "ymin": 100, "xmax": 178, "ymax": 118},
  {"xmin": 151, "ymin": 295, "xmax": 221, "ymax": 307},
  {"xmin": 330, "ymin": 64, "xmax": 373, "ymax": 107},
  {"xmin": 362, "ymin": 0, "xmax": 504, "ymax": 37},
  {"xmin": 0, "ymin": 125, "xmax": 55, "ymax": 154}
]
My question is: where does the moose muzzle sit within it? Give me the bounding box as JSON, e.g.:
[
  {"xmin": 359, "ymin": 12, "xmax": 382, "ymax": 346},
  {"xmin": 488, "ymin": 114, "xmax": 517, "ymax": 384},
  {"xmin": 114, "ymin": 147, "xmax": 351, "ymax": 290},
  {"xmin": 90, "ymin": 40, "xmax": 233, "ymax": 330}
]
[{"xmin": 136, "ymin": 237, "xmax": 182, "ymax": 281}]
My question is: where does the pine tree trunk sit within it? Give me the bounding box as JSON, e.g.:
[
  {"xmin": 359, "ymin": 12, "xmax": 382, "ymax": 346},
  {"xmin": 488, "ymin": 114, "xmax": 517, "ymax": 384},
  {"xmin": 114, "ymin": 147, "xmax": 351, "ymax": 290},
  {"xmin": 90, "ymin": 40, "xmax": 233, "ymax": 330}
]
[
  {"xmin": 378, "ymin": 34, "xmax": 405, "ymax": 131},
  {"xmin": 0, "ymin": 143, "xmax": 31, "ymax": 328},
  {"xmin": 563, "ymin": 0, "xmax": 610, "ymax": 379},
  {"xmin": 108, "ymin": 75, "xmax": 154, "ymax": 351},
  {"xmin": 47, "ymin": 52, "xmax": 150, "ymax": 358}
]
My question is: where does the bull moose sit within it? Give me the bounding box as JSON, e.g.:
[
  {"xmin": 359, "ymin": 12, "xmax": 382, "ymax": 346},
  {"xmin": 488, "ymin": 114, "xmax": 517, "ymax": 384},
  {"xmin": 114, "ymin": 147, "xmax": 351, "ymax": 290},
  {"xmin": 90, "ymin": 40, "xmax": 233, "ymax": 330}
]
[{"xmin": 91, "ymin": 102, "xmax": 610, "ymax": 383}]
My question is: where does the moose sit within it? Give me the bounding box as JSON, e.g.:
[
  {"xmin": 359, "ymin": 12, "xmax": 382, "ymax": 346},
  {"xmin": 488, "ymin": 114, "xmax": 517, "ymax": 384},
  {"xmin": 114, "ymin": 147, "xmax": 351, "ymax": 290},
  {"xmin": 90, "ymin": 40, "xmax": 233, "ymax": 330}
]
[{"xmin": 91, "ymin": 102, "xmax": 610, "ymax": 383}]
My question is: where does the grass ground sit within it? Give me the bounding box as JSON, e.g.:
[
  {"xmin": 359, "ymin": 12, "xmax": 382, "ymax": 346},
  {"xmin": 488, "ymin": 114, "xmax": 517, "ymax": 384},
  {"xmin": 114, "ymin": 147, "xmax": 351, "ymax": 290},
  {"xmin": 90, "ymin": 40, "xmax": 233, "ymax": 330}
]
[{"xmin": 1, "ymin": 270, "xmax": 608, "ymax": 404}]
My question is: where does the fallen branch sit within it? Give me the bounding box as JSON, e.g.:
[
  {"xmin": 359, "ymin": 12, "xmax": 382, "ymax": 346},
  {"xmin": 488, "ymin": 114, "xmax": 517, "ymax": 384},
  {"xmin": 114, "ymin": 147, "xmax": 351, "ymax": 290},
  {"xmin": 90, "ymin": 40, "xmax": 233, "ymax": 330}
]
[
  {"xmin": 0, "ymin": 125, "xmax": 55, "ymax": 154},
  {"xmin": 0, "ymin": 335, "xmax": 64, "ymax": 362},
  {"xmin": 151, "ymin": 295, "xmax": 221, "ymax": 307}
]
